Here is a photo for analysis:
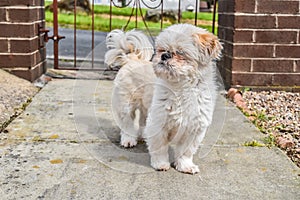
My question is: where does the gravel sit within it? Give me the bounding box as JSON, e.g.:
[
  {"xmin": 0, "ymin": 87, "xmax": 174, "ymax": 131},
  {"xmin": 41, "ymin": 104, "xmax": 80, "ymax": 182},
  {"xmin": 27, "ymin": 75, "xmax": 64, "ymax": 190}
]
[{"xmin": 243, "ymin": 90, "xmax": 300, "ymax": 168}]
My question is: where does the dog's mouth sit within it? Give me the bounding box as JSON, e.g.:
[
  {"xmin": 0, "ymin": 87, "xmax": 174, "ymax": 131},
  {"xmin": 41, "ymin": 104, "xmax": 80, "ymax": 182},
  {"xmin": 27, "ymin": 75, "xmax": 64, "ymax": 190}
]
[
  {"xmin": 158, "ymin": 60, "xmax": 168, "ymax": 67},
  {"xmin": 154, "ymin": 61, "xmax": 179, "ymax": 81},
  {"xmin": 157, "ymin": 60, "xmax": 175, "ymax": 71}
]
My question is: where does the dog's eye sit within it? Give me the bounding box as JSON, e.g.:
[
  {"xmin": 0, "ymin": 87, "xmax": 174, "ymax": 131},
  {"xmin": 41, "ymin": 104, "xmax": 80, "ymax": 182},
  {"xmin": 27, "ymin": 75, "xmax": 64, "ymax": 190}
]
[
  {"xmin": 176, "ymin": 50, "xmax": 185, "ymax": 56},
  {"xmin": 157, "ymin": 49, "xmax": 165, "ymax": 53}
]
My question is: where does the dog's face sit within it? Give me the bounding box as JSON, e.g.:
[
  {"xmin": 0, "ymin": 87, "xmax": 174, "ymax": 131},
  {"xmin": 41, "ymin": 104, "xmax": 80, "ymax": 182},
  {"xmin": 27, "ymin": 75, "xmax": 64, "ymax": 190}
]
[{"xmin": 152, "ymin": 24, "xmax": 222, "ymax": 82}]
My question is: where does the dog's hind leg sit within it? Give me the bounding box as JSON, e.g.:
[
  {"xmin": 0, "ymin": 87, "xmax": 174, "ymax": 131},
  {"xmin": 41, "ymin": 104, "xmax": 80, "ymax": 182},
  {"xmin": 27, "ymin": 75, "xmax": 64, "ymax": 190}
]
[
  {"xmin": 119, "ymin": 107, "xmax": 139, "ymax": 148},
  {"xmin": 138, "ymin": 106, "xmax": 147, "ymax": 137}
]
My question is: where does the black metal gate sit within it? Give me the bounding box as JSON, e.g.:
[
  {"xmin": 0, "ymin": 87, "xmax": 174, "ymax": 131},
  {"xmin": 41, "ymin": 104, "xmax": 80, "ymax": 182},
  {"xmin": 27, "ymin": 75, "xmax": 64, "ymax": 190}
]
[{"xmin": 46, "ymin": 0, "xmax": 217, "ymax": 70}]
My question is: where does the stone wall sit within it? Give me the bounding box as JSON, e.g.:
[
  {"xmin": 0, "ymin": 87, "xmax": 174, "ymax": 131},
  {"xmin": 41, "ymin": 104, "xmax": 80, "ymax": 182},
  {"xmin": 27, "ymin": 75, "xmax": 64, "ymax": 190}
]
[
  {"xmin": 218, "ymin": 0, "xmax": 300, "ymax": 91},
  {"xmin": 0, "ymin": 0, "xmax": 46, "ymax": 82}
]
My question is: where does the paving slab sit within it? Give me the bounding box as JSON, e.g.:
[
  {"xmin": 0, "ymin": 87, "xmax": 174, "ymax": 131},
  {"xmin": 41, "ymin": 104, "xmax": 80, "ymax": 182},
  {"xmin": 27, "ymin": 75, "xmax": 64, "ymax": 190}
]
[{"xmin": 0, "ymin": 79, "xmax": 299, "ymax": 200}]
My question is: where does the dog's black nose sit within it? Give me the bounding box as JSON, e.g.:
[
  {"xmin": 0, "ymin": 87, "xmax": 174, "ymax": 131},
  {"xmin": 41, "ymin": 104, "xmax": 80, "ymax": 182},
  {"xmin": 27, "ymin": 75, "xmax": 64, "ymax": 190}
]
[{"xmin": 161, "ymin": 52, "xmax": 172, "ymax": 61}]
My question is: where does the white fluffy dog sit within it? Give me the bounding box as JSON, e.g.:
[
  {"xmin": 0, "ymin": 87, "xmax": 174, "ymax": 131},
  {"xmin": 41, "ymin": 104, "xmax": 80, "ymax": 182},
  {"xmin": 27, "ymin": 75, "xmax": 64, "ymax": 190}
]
[
  {"xmin": 144, "ymin": 24, "xmax": 222, "ymax": 174},
  {"xmin": 105, "ymin": 29, "xmax": 155, "ymax": 147}
]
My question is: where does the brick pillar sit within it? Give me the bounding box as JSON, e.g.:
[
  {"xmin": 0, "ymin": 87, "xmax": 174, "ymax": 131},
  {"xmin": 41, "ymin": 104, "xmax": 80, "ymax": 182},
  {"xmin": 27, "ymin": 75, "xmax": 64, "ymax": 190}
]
[
  {"xmin": 0, "ymin": 0, "xmax": 46, "ymax": 82},
  {"xmin": 218, "ymin": 0, "xmax": 300, "ymax": 91}
]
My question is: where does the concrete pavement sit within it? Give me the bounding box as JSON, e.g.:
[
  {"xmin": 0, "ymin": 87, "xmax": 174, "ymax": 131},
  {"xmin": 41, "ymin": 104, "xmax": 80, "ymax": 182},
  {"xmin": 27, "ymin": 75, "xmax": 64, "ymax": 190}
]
[{"xmin": 0, "ymin": 77, "xmax": 299, "ymax": 199}]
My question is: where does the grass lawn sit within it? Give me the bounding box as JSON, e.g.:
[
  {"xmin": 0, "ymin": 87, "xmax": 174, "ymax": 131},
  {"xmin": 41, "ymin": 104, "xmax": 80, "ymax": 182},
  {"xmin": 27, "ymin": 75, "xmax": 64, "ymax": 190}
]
[{"xmin": 45, "ymin": 3, "xmax": 217, "ymax": 33}]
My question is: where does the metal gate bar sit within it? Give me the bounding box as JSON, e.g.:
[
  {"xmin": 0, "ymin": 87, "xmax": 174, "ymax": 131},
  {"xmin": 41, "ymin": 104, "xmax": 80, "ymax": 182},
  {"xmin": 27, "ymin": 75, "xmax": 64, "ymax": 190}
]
[
  {"xmin": 53, "ymin": 0, "xmax": 59, "ymax": 69},
  {"xmin": 212, "ymin": 0, "xmax": 217, "ymax": 34},
  {"xmin": 177, "ymin": 0, "xmax": 181, "ymax": 23},
  {"xmin": 160, "ymin": 0, "xmax": 164, "ymax": 29},
  {"xmin": 92, "ymin": 0, "xmax": 95, "ymax": 69},
  {"xmin": 195, "ymin": 0, "xmax": 199, "ymax": 26},
  {"xmin": 74, "ymin": 0, "xmax": 77, "ymax": 68}
]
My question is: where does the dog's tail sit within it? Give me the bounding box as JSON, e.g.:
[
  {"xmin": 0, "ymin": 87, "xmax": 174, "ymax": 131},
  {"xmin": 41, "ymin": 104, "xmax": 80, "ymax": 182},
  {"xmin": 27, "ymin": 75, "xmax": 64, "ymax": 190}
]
[{"xmin": 105, "ymin": 29, "xmax": 154, "ymax": 69}]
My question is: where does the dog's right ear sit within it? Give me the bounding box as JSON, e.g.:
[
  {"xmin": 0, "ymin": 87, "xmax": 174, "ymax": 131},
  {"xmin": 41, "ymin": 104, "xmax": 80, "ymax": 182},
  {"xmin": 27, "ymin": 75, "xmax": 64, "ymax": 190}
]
[{"xmin": 194, "ymin": 32, "xmax": 223, "ymax": 60}]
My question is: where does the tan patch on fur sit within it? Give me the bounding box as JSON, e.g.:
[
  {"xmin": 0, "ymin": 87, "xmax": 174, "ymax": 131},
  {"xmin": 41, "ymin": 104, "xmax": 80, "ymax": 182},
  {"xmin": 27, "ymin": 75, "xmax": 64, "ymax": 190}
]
[
  {"xmin": 194, "ymin": 33, "xmax": 222, "ymax": 59},
  {"xmin": 173, "ymin": 54, "xmax": 185, "ymax": 61},
  {"xmin": 127, "ymin": 44, "xmax": 134, "ymax": 53},
  {"xmin": 169, "ymin": 54, "xmax": 186, "ymax": 67}
]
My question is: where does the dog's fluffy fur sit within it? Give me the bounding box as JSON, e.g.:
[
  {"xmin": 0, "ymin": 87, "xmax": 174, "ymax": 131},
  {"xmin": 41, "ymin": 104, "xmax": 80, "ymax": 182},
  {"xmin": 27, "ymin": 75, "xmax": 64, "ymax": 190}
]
[
  {"xmin": 105, "ymin": 25, "xmax": 222, "ymax": 174},
  {"xmin": 144, "ymin": 24, "xmax": 222, "ymax": 174},
  {"xmin": 105, "ymin": 29, "xmax": 155, "ymax": 147}
]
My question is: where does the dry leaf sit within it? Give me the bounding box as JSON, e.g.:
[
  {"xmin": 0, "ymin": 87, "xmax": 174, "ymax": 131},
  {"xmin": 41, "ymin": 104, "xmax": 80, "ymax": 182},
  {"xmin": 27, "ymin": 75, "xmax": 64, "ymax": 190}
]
[{"xmin": 50, "ymin": 159, "xmax": 63, "ymax": 164}]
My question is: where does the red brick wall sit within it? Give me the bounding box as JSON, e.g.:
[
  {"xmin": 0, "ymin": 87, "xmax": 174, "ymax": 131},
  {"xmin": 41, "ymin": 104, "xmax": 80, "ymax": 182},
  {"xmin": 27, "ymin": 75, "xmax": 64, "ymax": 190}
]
[
  {"xmin": 218, "ymin": 0, "xmax": 300, "ymax": 91},
  {"xmin": 0, "ymin": 0, "xmax": 46, "ymax": 82}
]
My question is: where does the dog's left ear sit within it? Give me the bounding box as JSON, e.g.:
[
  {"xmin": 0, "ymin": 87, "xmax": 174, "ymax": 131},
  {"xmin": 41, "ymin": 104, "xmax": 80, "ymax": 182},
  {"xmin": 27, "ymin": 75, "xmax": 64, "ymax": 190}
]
[{"xmin": 194, "ymin": 32, "xmax": 223, "ymax": 59}]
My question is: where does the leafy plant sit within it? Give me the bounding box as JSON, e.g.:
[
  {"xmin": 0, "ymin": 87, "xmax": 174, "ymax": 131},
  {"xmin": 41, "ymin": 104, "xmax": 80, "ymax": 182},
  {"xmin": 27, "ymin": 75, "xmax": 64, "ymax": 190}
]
[
  {"xmin": 241, "ymin": 87, "xmax": 251, "ymax": 93},
  {"xmin": 262, "ymin": 134, "xmax": 276, "ymax": 148},
  {"xmin": 243, "ymin": 140, "xmax": 265, "ymax": 147}
]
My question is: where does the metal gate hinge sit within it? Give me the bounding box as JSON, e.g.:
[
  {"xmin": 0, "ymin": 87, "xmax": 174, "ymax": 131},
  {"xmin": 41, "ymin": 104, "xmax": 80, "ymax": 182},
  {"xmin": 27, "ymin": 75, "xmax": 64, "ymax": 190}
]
[
  {"xmin": 38, "ymin": 24, "xmax": 65, "ymax": 45},
  {"xmin": 38, "ymin": 24, "xmax": 50, "ymax": 48},
  {"xmin": 48, "ymin": 35, "xmax": 66, "ymax": 42}
]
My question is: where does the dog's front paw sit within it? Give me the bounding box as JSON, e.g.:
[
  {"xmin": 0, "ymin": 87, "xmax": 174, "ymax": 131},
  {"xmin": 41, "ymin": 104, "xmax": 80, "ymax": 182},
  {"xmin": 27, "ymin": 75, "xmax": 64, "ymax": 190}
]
[
  {"xmin": 120, "ymin": 134, "xmax": 137, "ymax": 148},
  {"xmin": 151, "ymin": 161, "xmax": 170, "ymax": 171},
  {"xmin": 174, "ymin": 157, "xmax": 200, "ymax": 174},
  {"xmin": 149, "ymin": 152, "xmax": 170, "ymax": 171}
]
